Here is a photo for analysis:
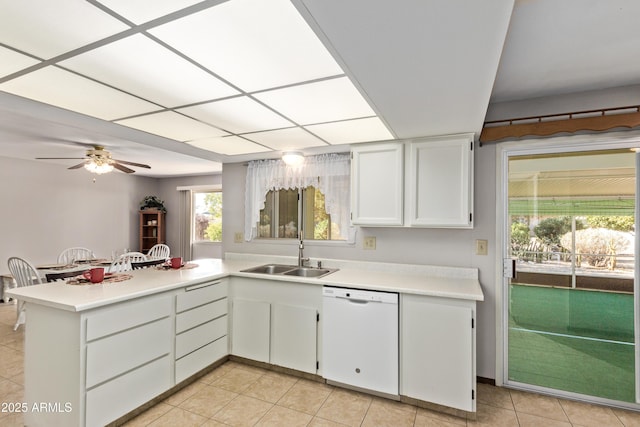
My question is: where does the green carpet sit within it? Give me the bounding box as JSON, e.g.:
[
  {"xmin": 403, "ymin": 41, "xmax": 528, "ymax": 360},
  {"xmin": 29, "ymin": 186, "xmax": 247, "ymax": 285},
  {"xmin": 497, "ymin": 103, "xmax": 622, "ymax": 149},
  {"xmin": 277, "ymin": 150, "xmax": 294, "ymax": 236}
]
[{"xmin": 509, "ymin": 284, "xmax": 635, "ymax": 402}]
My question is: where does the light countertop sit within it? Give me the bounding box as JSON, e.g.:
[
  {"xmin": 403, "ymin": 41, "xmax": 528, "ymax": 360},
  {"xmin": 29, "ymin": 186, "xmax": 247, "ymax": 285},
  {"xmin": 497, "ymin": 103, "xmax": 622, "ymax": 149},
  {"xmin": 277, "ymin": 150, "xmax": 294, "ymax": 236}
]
[{"xmin": 6, "ymin": 255, "xmax": 484, "ymax": 312}]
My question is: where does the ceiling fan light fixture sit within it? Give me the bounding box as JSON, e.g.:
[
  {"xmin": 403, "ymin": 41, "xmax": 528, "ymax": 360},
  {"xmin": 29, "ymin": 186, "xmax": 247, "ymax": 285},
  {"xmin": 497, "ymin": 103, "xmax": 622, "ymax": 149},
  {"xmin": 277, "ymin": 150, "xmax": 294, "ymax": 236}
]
[
  {"xmin": 84, "ymin": 160, "xmax": 114, "ymax": 174},
  {"xmin": 282, "ymin": 151, "xmax": 304, "ymax": 166}
]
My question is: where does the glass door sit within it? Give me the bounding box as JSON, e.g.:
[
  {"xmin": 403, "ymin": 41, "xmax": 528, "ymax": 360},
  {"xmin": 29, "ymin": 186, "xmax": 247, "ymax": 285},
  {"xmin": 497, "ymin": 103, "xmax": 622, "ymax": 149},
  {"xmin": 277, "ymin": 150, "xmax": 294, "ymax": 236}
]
[{"xmin": 505, "ymin": 149, "xmax": 636, "ymax": 403}]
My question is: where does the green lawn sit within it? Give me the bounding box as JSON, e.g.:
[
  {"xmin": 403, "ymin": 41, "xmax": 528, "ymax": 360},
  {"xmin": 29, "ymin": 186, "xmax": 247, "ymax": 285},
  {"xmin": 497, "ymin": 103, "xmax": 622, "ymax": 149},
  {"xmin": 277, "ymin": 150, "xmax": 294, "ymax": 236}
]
[{"xmin": 509, "ymin": 284, "xmax": 635, "ymax": 402}]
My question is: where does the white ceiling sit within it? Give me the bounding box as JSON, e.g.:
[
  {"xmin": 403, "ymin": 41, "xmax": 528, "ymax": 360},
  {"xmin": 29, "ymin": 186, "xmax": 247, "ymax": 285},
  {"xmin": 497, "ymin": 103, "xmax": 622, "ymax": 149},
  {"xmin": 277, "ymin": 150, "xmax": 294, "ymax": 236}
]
[{"xmin": 1, "ymin": 0, "xmax": 639, "ymax": 177}]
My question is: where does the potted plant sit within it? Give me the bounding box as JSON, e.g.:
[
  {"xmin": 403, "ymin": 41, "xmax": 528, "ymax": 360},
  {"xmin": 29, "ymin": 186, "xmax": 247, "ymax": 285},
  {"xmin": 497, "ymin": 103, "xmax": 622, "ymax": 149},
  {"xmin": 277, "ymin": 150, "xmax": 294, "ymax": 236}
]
[{"xmin": 140, "ymin": 195, "xmax": 167, "ymax": 213}]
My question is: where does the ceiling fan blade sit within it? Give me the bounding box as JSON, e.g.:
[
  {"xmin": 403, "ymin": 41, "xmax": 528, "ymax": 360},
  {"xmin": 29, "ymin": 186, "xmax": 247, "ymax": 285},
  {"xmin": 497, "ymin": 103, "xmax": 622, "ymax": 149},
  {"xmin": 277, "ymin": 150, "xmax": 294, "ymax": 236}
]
[
  {"xmin": 112, "ymin": 159, "xmax": 151, "ymax": 169},
  {"xmin": 112, "ymin": 163, "xmax": 135, "ymax": 174},
  {"xmin": 68, "ymin": 162, "xmax": 87, "ymax": 170},
  {"xmin": 36, "ymin": 157, "xmax": 86, "ymax": 160}
]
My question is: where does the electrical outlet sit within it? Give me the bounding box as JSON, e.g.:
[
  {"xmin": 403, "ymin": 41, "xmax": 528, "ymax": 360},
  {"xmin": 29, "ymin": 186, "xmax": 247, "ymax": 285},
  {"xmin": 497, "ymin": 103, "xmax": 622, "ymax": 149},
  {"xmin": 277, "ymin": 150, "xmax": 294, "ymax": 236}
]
[
  {"xmin": 363, "ymin": 236, "xmax": 376, "ymax": 250},
  {"xmin": 234, "ymin": 232, "xmax": 244, "ymax": 243},
  {"xmin": 475, "ymin": 239, "xmax": 488, "ymax": 255}
]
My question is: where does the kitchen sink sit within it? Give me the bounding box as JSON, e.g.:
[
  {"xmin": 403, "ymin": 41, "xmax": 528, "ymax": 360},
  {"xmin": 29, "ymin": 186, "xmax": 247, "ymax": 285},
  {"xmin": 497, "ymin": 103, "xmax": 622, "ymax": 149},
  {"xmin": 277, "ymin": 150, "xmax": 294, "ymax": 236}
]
[
  {"xmin": 283, "ymin": 267, "xmax": 336, "ymax": 278},
  {"xmin": 240, "ymin": 264, "xmax": 297, "ymax": 274},
  {"xmin": 240, "ymin": 264, "xmax": 338, "ymax": 279}
]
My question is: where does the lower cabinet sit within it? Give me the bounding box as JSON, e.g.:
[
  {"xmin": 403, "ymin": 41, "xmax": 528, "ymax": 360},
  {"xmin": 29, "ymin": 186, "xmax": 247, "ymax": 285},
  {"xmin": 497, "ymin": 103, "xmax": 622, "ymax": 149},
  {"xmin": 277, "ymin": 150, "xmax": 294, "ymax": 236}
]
[
  {"xmin": 231, "ymin": 298, "xmax": 271, "ymax": 363},
  {"xmin": 174, "ymin": 280, "xmax": 229, "ymax": 383},
  {"xmin": 270, "ymin": 303, "xmax": 318, "ymax": 373},
  {"xmin": 230, "ymin": 278, "xmax": 320, "ymax": 374},
  {"xmin": 401, "ymin": 294, "xmax": 476, "ymax": 412},
  {"xmin": 23, "ymin": 279, "xmax": 229, "ymax": 427}
]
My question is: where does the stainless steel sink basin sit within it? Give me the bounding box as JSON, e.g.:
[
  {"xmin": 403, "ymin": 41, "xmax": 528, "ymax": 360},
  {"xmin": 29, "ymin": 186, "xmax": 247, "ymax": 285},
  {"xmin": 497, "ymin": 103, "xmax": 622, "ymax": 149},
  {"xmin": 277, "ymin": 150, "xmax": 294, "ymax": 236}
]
[
  {"xmin": 240, "ymin": 264, "xmax": 297, "ymax": 274},
  {"xmin": 240, "ymin": 264, "xmax": 338, "ymax": 279},
  {"xmin": 283, "ymin": 267, "xmax": 337, "ymax": 278}
]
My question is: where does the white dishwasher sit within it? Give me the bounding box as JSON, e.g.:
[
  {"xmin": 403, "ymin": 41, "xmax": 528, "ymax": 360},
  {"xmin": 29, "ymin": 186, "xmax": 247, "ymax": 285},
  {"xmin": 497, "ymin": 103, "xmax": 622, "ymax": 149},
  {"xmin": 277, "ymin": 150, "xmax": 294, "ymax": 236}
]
[{"xmin": 322, "ymin": 286, "xmax": 398, "ymax": 396}]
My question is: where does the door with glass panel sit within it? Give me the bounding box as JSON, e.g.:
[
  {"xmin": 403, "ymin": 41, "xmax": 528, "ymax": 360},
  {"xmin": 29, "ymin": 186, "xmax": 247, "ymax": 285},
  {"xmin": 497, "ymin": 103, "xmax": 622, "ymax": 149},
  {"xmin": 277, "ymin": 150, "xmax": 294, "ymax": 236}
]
[{"xmin": 505, "ymin": 149, "xmax": 636, "ymax": 403}]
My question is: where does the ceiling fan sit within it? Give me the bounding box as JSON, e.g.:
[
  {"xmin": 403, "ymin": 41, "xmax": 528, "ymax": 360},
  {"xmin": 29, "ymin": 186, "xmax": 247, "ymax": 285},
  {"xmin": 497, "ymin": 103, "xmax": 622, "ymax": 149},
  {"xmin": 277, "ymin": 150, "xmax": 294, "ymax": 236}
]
[{"xmin": 36, "ymin": 145, "xmax": 151, "ymax": 174}]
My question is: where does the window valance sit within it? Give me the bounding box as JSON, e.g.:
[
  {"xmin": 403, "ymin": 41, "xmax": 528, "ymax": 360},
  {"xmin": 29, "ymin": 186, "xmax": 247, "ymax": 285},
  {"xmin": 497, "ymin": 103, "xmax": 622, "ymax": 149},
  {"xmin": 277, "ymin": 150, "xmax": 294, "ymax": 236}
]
[{"xmin": 244, "ymin": 153, "xmax": 355, "ymax": 242}]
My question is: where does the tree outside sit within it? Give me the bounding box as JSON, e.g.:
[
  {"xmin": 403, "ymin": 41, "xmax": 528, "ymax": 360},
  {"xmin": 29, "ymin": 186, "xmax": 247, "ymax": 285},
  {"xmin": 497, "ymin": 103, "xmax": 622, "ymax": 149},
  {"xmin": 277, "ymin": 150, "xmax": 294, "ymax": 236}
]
[{"xmin": 194, "ymin": 192, "xmax": 222, "ymax": 242}]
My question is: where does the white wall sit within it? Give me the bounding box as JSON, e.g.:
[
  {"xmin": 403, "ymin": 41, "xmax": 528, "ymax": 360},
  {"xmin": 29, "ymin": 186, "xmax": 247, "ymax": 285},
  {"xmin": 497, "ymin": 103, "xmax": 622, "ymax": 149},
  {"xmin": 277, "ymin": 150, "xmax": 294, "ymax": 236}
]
[
  {"xmin": 0, "ymin": 156, "xmax": 158, "ymax": 273},
  {"xmin": 221, "ymin": 150, "xmax": 499, "ymax": 379}
]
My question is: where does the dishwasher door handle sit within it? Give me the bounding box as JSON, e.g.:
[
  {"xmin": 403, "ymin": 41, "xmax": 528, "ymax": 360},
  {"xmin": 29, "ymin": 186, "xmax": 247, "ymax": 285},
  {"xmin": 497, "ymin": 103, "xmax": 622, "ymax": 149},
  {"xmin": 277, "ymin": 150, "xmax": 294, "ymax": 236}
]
[{"xmin": 336, "ymin": 295, "xmax": 370, "ymax": 304}]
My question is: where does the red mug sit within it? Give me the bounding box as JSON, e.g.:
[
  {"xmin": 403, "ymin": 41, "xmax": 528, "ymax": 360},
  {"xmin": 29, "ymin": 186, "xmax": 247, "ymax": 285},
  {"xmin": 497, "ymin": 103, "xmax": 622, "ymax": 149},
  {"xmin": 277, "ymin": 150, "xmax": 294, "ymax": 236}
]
[
  {"xmin": 170, "ymin": 257, "xmax": 183, "ymax": 269},
  {"xmin": 83, "ymin": 267, "xmax": 105, "ymax": 283}
]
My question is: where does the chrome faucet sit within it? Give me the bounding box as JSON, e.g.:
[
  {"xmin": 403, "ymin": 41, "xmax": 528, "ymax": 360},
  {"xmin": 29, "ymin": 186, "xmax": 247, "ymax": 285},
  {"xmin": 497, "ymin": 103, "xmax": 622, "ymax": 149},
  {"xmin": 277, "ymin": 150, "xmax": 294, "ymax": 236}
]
[{"xmin": 298, "ymin": 239, "xmax": 310, "ymax": 267}]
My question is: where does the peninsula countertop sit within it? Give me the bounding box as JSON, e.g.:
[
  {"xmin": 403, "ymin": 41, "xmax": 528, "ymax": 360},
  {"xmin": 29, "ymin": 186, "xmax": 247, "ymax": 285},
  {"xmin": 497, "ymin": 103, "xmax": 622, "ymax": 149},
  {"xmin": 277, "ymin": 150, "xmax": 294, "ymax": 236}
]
[{"xmin": 5, "ymin": 255, "xmax": 484, "ymax": 312}]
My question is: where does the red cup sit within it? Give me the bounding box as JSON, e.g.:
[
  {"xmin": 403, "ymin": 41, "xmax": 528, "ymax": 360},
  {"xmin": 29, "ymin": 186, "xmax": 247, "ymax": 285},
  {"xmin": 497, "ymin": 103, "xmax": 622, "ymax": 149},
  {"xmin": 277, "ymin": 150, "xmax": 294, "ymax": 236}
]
[
  {"xmin": 170, "ymin": 257, "xmax": 183, "ymax": 269},
  {"xmin": 83, "ymin": 267, "xmax": 105, "ymax": 283}
]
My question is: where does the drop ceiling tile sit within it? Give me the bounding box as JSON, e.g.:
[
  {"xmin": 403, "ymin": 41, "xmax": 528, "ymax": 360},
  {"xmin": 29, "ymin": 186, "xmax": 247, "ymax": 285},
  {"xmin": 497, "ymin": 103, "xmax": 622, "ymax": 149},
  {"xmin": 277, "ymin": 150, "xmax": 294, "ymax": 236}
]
[
  {"xmin": 150, "ymin": 0, "xmax": 343, "ymax": 92},
  {"xmin": 187, "ymin": 136, "xmax": 271, "ymax": 156},
  {"xmin": 244, "ymin": 127, "xmax": 327, "ymax": 151},
  {"xmin": 96, "ymin": 0, "xmax": 202, "ymax": 24},
  {"xmin": 305, "ymin": 117, "xmax": 393, "ymax": 145},
  {"xmin": 255, "ymin": 77, "xmax": 376, "ymax": 125},
  {"xmin": 0, "ymin": 0, "xmax": 128, "ymax": 59},
  {"xmin": 0, "ymin": 47, "xmax": 40, "ymax": 78},
  {"xmin": 179, "ymin": 96, "xmax": 293, "ymax": 134},
  {"xmin": 61, "ymin": 35, "xmax": 238, "ymax": 107},
  {"xmin": 0, "ymin": 66, "xmax": 159, "ymax": 121},
  {"xmin": 116, "ymin": 111, "xmax": 229, "ymax": 141}
]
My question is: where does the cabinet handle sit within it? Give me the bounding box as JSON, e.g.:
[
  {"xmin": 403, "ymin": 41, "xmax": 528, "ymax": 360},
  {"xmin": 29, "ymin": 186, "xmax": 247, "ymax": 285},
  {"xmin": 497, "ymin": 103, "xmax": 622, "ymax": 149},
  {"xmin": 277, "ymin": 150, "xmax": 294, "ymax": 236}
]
[{"xmin": 185, "ymin": 281, "xmax": 220, "ymax": 292}]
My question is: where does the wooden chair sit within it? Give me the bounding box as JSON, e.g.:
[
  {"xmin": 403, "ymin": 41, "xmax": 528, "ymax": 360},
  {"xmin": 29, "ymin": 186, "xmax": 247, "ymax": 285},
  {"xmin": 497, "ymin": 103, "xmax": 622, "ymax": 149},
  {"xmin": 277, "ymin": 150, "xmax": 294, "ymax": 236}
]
[
  {"xmin": 147, "ymin": 244, "xmax": 170, "ymax": 260},
  {"xmin": 109, "ymin": 252, "xmax": 147, "ymax": 273},
  {"xmin": 7, "ymin": 257, "xmax": 42, "ymax": 331},
  {"xmin": 131, "ymin": 258, "xmax": 167, "ymax": 270},
  {"xmin": 46, "ymin": 269, "xmax": 90, "ymax": 283},
  {"xmin": 57, "ymin": 247, "xmax": 96, "ymax": 264}
]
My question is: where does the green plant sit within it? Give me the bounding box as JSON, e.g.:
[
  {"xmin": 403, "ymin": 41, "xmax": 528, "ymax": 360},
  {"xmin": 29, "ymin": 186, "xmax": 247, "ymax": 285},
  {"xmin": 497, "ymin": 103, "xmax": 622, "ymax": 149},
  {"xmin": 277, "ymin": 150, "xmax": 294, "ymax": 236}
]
[
  {"xmin": 586, "ymin": 215, "xmax": 634, "ymax": 232},
  {"xmin": 140, "ymin": 195, "xmax": 167, "ymax": 212},
  {"xmin": 510, "ymin": 221, "xmax": 531, "ymax": 258},
  {"xmin": 534, "ymin": 217, "xmax": 582, "ymax": 246}
]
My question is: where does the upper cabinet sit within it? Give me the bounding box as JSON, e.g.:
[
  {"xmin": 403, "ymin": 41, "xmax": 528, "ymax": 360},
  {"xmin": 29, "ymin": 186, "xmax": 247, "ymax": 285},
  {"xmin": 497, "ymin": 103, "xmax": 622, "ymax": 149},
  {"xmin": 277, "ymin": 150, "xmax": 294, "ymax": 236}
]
[
  {"xmin": 351, "ymin": 143, "xmax": 404, "ymax": 226},
  {"xmin": 351, "ymin": 133, "xmax": 473, "ymax": 229},
  {"xmin": 408, "ymin": 134, "xmax": 473, "ymax": 228}
]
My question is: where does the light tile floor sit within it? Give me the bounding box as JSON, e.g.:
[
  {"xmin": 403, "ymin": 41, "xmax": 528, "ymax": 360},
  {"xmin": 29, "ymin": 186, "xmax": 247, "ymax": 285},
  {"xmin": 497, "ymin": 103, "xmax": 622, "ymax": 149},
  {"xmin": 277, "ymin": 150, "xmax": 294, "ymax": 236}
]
[{"xmin": 1, "ymin": 302, "xmax": 640, "ymax": 426}]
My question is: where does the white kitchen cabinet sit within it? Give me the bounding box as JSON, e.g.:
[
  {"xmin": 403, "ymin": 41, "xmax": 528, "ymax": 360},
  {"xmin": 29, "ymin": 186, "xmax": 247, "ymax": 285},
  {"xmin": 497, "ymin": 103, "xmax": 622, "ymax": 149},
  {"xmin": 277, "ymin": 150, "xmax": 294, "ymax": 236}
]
[
  {"xmin": 231, "ymin": 298, "xmax": 271, "ymax": 363},
  {"xmin": 408, "ymin": 135, "xmax": 473, "ymax": 227},
  {"xmin": 351, "ymin": 142, "xmax": 404, "ymax": 225},
  {"xmin": 271, "ymin": 303, "xmax": 318, "ymax": 373},
  {"xmin": 350, "ymin": 133, "xmax": 474, "ymax": 228},
  {"xmin": 401, "ymin": 294, "xmax": 476, "ymax": 412},
  {"xmin": 22, "ymin": 279, "xmax": 229, "ymax": 427},
  {"xmin": 174, "ymin": 280, "xmax": 229, "ymax": 383},
  {"xmin": 230, "ymin": 277, "xmax": 321, "ymax": 374}
]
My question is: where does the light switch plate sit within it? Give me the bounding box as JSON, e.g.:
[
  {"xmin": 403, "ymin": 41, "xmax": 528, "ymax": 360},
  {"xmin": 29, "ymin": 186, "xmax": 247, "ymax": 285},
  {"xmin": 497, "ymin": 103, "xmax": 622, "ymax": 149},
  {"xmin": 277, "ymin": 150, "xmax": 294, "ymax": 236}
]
[
  {"xmin": 475, "ymin": 239, "xmax": 488, "ymax": 255},
  {"xmin": 234, "ymin": 232, "xmax": 244, "ymax": 243},
  {"xmin": 363, "ymin": 236, "xmax": 376, "ymax": 250}
]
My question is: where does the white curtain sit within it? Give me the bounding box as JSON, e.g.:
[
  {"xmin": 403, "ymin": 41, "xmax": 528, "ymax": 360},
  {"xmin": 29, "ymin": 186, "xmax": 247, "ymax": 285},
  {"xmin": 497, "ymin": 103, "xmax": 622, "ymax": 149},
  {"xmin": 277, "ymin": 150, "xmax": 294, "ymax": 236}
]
[
  {"xmin": 177, "ymin": 189, "xmax": 192, "ymax": 261},
  {"xmin": 244, "ymin": 153, "xmax": 355, "ymax": 243}
]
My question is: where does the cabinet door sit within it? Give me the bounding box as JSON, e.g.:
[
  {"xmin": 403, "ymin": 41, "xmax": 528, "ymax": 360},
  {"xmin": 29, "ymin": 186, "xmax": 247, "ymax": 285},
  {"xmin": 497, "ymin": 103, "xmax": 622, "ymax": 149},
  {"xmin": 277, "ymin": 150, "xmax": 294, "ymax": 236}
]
[
  {"xmin": 270, "ymin": 303, "xmax": 317, "ymax": 374},
  {"xmin": 408, "ymin": 135, "xmax": 473, "ymax": 227},
  {"xmin": 231, "ymin": 298, "xmax": 270, "ymax": 363},
  {"xmin": 351, "ymin": 143, "xmax": 404, "ymax": 226},
  {"xmin": 401, "ymin": 295, "xmax": 475, "ymax": 412}
]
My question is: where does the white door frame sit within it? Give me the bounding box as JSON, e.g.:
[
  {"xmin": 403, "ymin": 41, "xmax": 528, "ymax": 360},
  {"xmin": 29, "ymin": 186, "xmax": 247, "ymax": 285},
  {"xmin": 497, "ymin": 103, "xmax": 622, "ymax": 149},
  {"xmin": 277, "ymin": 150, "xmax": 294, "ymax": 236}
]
[{"xmin": 495, "ymin": 131, "xmax": 640, "ymax": 407}]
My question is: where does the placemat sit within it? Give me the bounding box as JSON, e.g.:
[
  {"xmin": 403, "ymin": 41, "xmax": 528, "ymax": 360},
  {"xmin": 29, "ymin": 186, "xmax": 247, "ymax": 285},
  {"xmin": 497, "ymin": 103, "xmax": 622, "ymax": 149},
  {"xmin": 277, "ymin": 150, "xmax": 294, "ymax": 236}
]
[
  {"xmin": 67, "ymin": 273, "xmax": 133, "ymax": 285},
  {"xmin": 156, "ymin": 262, "xmax": 199, "ymax": 271}
]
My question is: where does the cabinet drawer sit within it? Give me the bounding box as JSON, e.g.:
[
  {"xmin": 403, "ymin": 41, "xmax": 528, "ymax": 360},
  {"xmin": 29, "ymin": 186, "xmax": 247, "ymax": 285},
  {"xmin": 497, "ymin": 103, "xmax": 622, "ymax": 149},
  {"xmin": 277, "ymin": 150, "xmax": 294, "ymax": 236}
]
[
  {"xmin": 176, "ymin": 280, "xmax": 227, "ymax": 313},
  {"xmin": 86, "ymin": 293, "xmax": 171, "ymax": 341},
  {"xmin": 176, "ymin": 298, "xmax": 227, "ymax": 334},
  {"xmin": 86, "ymin": 317, "xmax": 171, "ymax": 388},
  {"xmin": 86, "ymin": 355, "xmax": 171, "ymax": 427},
  {"xmin": 175, "ymin": 336, "xmax": 228, "ymax": 383},
  {"xmin": 176, "ymin": 316, "xmax": 227, "ymax": 359}
]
